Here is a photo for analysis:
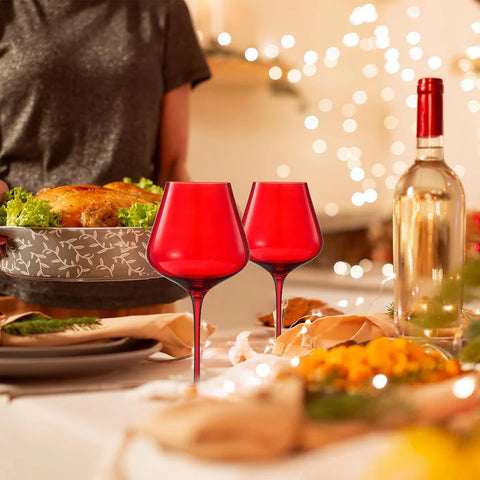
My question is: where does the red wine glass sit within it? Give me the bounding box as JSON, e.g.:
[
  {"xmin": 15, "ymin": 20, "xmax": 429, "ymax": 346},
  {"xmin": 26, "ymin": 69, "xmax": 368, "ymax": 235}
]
[
  {"xmin": 147, "ymin": 182, "xmax": 249, "ymax": 382},
  {"xmin": 242, "ymin": 182, "xmax": 322, "ymax": 338}
]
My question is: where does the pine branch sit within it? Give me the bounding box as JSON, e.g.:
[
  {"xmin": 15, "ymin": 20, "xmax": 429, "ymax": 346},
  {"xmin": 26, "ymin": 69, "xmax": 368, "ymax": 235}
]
[{"xmin": 2, "ymin": 314, "xmax": 101, "ymax": 336}]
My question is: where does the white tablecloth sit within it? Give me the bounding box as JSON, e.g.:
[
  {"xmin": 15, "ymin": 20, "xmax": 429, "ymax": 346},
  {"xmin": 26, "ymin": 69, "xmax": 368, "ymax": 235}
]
[{"xmin": 0, "ymin": 268, "xmax": 394, "ymax": 480}]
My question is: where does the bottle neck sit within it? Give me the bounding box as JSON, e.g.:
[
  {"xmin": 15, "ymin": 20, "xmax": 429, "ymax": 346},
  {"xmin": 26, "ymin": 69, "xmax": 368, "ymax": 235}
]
[{"xmin": 416, "ymin": 135, "xmax": 444, "ymax": 161}]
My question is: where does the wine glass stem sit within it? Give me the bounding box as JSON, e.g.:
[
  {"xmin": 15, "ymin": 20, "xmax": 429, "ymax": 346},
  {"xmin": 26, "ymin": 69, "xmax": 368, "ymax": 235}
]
[
  {"xmin": 273, "ymin": 273, "xmax": 286, "ymax": 338},
  {"xmin": 190, "ymin": 291, "xmax": 206, "ymax": 383}
]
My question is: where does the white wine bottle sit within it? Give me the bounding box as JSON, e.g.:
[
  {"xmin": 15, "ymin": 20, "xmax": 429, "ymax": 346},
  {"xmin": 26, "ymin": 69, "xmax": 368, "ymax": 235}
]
[{"xmin": 393, "ymin": 78, "xmax": 465, "ymax": 349}]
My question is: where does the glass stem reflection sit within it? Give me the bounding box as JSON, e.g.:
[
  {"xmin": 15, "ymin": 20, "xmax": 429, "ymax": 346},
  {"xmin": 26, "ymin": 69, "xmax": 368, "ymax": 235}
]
[
  {"xmin": 190, "ymin": 291, "xmax": 205, "ymax": 383},
  {"xmin": 273, "ymin": 273, "xmax": 286, "ymax": 338}
]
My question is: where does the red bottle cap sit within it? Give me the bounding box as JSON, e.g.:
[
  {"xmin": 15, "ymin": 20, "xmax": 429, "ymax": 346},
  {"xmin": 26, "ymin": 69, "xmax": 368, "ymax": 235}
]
[{"xmin": 417, "ymin": 78, "xmax": 443, "ymax": 137}]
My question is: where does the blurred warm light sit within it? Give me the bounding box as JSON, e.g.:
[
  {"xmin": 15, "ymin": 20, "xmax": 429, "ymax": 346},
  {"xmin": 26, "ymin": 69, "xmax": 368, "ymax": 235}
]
[
  {"xmin": 381, "ymin": 87, "xmax": 395, "ymax": 101},
  {"xmin": 197, "ymin": 30, "xmax": 204, "ymax": 42},
  {"xmin": 337, "ymin": 299, "xmax": 349, "ymax": 308},
  {"xmin": 256, "ymin": 363, "xmax": 271, "ymax": 378},
  {"xmin": 352, "ymin": 192, "xmax": 365, "ymax": 206},
  {"xmin": 342, "ymin": 104, "xmax": 356, "ymax": 117},
  {"xmin": 325, "ymin": 202, "xmax": 339, "ymax": 216},
  {"xmin": 287, "ymin": 69, "xmax": 302, "ymax": 83},
  {"xmin": 343, "ymin": 32, "xmax": 360, "ymax": 47},
  {"xmin": 334, "ymin": 261, "xmax": 349, "ymax": 275},
  {"xmin": 244, "ymin": 47, "xmax": 259, "ymax": 62},
  {"xmin": 281, "ymin": 34, "xmax": 295, "ymax": 48},
  {"xmin": 217, "ymin": 32, "xmax": 231, "ymax": 46},
  {"xmin": 406, "ymin": 31, "xmax": 421, "ymax": 45},
  {"xmin": 393, "ymin": 160, "xmax": 408, "ymax": 174},
  {"xmin": 453, "ymin": 377, "xmax": 476, "ymax": 399},
  {"xmin": 269, "ymin": 66, "xmax": 283, "ymax": 80},
  {"xmin": 384, "ymin": 116, "xmax": 399, "ymax": 130},
  {"xmin": 364, "ymin": 188, "xmax": 378, "ymax": 203},
  {"xmin": 382, "ymin": 263, "xmax": 394, "ymax": 276},
  {"xmin": 304, "ymin": 50, "xmax": 319, "ymax": 64},
  {"xmin": 343, "ymin": 119, "xmax": 357, "ymax": 133},
  {"xmin": 324, "ymin": 57, "xmax": 338, "ymax": 68},
  {"xmin": 385, "ymin": 61, "xmax": 400, "ymax": 74},
  {"xmin": 350, "ymin": 3, "xmax": 377, "ymax": 25},
  {"xmin": 313, "ymin": 139, "xmax": 327, "ymax": 154},
  {"xmin": 458, "ymin": 58, "xmax": 473, "ymax": 72},
  {"xmin": 428, "ymin": 56, "xmax": 442, "ymax": 70},
  {"xmin": 303, "ymin": 64, "xmax": 317, "ymax": 76},
  {"xmin": 290, "ymin": 357, "xmax": 300, "ymax": 367},
  {"xmin": 263, "ymin": 44, "xmax": 280, "ymax": 58},
  {"xmin": 453, "ymin": 165, "xmax": 466, "ymax": 178},
  {"xmin": 406, "ymin": 6, "xmax": 420, "ymax": 19},
  {"xmin": 223, "ymin": 380, "xmax": 235, "ymax": 393},
  {"xmin": 391, "ymin": 141, "xmax": 406, "ymax": 155},
  {"xmin": 401, "ymin": 68, "xmax": 415, "ymax": 82},
  {"xmin": 466, "ymin": 45, "xmax": 480, "ymax": 60},
  {"xmin": 353, "ymin": 90, "xmax": 368, "ymax": 104},
  {"xmin": 305, "ymin": 115, "xmax": 319, "ymax": 130},
  {"xmin": 409, "ymin": 46, "xmax": 423, "ymax": 61},
  {"xmin": 350, "ymin": 146, "xmax": 362, "ymax": 159},
  {"xmin": 385, "ymin": 175, "xmax": 399, "ymax": 190},
  {"xmin": 277, "ymin": 164, "xmax": 291, "ymax": 178},
  {"xmin": 350, "ymin": 167, "xmax": 365, "ymax": 181},
  {"xmin": 363, "ymin": 64, "xmax": 379, "ymax": 78},
  {"xmin": 326, "ymin": 46, "xmax": 340, "ymax": 60},
  {"xmin": 461, "ymin": 78, "xmax": 475, "ymax": 92},
  {"xmin": 318, "ymin": 98, "xmax": 333, "ymax": 112},
  {"xmin": 376, "ymin": 36, "xmax": 390, "ymax": 49},
  {"xmin": 373, "ymin": 374, "xmax": 388, "ymax": 389},
  {"xmin": 350, "ymin": 265, "xmax": 364, "ymax": 279},
  {"xmin": 375, "ymin": 25, "xmax": 389, "ymax": 37},
  {"xmin": 385, "ymin": 48, "xmax": 399, "ymax": 61},
  {"xmin": 359, "ymin": 258, "xmax": 373, "ymax": 272},
  {"xmin": 347, "ymin": 158, "xmax": 362, "ymax": 169},
  {"xmin": 472, "ymin": 22, "xmax": 480, "ymax": 34},
  {"xmin": 372, "ymin": 163, "xmax": 386, "ymax": 177},
  {"xmin": 406, "ymin": 94, "xmax": 417, "ymax": 108},
  {"xmin": 468, "ymin": 100, "xmax": 480, "ymax": 113},
  {"xmin": 337, "ymin": 147, "xmax": 350, "ymax": 161},
  {"xmin": 360, "ymin": 38, "xmax": 376, "ymax": 51}
]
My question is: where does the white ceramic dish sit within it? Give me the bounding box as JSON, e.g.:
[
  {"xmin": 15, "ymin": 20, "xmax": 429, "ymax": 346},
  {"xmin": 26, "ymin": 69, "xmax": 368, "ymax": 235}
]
[{"xmin": 0, "ymin": 339, "xmax": 161, "ymax": 378}]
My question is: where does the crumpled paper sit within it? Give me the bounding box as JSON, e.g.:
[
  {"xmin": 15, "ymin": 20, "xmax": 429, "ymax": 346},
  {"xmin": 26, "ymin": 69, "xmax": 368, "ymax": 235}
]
[
  {"xmin": 0, "ymin": 311, "xmax": 215, "ymax": 358},
  {"xmin": 272, "ymin": 313, "xmax": 395, "ymax": 357}
]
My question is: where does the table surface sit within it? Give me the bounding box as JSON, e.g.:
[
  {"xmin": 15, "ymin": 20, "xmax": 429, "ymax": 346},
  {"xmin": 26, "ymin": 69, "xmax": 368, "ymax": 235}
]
[{"xmin": 0, "ymin": 267, "xmax": 394, "ymax": 480}]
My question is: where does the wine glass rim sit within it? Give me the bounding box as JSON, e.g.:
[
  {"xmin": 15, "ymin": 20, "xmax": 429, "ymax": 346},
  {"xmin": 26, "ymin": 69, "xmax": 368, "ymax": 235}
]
[
  {"xmin": 252, "ymin": 181, "xmax": 308, "ymax": 185},
  {"xmin": 165, "ymin": 181, "xmax": 232, "ymax": 185}
]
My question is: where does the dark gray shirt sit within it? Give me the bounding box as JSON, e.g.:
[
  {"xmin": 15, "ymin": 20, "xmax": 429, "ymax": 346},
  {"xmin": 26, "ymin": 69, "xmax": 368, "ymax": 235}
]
[{"xmin": 0, "ymin": 0, "xmax": 211, "ymax": 307}]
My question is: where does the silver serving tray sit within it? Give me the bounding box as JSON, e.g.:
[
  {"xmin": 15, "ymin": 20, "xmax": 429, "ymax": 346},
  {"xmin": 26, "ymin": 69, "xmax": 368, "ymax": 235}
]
[{"xmin": 0, "ymin": 226, "xmax": 162, "ymax": 281}]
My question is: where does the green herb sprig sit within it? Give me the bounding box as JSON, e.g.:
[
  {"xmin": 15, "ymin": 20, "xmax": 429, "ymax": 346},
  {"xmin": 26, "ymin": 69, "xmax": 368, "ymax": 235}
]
[{"xmin": 1, "ymin": 314, "xmax": 101, "ymax": 336}]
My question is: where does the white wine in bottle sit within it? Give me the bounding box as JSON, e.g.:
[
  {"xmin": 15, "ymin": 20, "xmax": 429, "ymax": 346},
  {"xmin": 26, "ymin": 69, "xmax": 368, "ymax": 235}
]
[{"xmin": 393, "ymin": 78, "xmax": 465, "ymax": 349}]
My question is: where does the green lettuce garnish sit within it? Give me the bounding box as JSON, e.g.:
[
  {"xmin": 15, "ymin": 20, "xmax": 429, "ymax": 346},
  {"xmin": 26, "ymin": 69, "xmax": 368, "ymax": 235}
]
[
  {"xmin": 123, "ymin": 177, "xmax": 163, "ymax": 195},
  {"xmin": 0, "ymin": 187, "xmax": 62, "ymax": 227},
  {"xmin": 118, "ymin": 201, "xmax": 160, "ymax": 229}
]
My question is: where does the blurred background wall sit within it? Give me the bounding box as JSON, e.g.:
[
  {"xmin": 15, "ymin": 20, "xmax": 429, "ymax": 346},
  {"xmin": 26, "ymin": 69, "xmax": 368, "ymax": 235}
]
[{"xmin": 183, "ymin": 0, "xmax": 480, "ymax": 272}]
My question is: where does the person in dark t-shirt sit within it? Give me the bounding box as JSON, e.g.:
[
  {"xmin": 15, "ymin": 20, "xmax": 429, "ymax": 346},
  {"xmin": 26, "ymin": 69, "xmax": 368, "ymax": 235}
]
[{"xmin": 0, "ymin": 0, "xmax": 211, "ymax": 317}]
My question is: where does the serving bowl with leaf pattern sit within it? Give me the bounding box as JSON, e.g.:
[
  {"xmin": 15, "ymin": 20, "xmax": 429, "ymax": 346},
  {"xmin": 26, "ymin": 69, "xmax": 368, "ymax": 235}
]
[{"xmin": 0, "ymin": 226, "xmax": 163, "ymax": 281}]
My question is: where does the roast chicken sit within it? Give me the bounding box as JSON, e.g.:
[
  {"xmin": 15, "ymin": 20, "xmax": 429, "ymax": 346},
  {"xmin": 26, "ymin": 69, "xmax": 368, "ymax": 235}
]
[{"xmin": 35, "ymin": 182, "xmax": 162, "ymax": 227}]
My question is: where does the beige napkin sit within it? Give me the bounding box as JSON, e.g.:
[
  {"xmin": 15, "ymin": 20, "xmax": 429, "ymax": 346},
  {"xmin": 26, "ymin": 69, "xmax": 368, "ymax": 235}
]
[
  {"xmin": 0, "ymin": 311, "xmax": 215, "ymax": 358},
  {"xmin": 134, "ymin": 378, "xmax": 304, "ymax": 461},
  {"xmin": 273, "ymin": 313, "xmax": 395, "ymax": 357}
]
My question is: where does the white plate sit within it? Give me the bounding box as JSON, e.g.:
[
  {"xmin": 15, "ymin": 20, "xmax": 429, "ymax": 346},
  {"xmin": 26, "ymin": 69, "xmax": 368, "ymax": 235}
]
[
  {"xmin": 0, "ymin": 339, "xmax": 161, "ymax": 379},
  {"xmin": 0, "ymin": 337, "xmax": 132, "ymax": 358}
]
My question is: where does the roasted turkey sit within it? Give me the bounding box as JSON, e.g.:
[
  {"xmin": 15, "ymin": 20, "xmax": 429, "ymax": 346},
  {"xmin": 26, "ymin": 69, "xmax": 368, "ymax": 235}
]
[{"xmin": 35, "ymin": 182, "xmax": 162, "ymax": 227}]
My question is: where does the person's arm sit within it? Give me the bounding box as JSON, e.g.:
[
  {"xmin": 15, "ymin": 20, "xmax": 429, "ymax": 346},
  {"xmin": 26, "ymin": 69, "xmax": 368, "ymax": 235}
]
[{"xmin": 156, "ymin": 83, "xmax": 192, "ymax": 185}]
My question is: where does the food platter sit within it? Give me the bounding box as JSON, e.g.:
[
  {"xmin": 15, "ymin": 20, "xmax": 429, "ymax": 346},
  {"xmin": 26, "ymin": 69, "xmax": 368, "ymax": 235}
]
[{"xmin": 0, "ymin": 226, "xmax": 162, "ymax": 281}]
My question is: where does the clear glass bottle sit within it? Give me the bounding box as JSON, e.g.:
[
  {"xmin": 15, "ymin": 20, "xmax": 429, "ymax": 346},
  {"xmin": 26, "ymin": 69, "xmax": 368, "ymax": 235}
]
[{"xmin": 393, "ymin": 78, "xmax": 465, "ymax": 350}]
